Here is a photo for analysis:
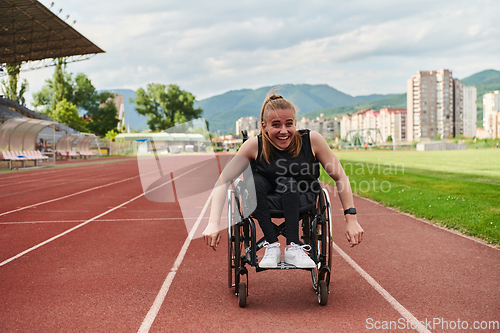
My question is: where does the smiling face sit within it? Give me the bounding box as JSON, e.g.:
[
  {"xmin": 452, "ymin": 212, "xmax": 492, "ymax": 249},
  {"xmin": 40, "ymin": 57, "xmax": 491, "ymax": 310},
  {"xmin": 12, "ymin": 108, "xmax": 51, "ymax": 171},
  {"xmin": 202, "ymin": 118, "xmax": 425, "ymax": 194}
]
[{"xmin": 262, "ymin": 108, "xmax": 297, "ymax": 150}]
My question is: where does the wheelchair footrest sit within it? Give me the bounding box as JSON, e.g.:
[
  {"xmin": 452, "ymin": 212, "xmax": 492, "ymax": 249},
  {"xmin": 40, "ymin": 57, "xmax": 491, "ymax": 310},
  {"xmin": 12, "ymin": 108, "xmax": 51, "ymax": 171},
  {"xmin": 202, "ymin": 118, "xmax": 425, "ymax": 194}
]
[
  {"xmin": 277, "ymin": 262, "xmax": 297, "ymax": 269},
  {"xmin": 257, "ymin": 262, "xmax": 313, "ymax": 271}
]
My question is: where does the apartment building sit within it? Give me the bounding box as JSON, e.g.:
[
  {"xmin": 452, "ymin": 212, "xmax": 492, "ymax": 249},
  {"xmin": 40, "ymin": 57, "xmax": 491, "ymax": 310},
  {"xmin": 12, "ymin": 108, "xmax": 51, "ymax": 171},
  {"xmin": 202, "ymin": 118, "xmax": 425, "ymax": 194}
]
[
  {"xmin": 113, "ymin": 93, "xmax": 127, "ymax": 132},
  {"xmin": 341, "ymin": 114, "xmax": 351, "ymax": 138},
  {"xmin": 407, "ymin": 69, "xmax": 454, "ymax": 141},
  {"xmin": 341, "ymin": 108, "xmax": 407, "ymax": 143},
  {"xmin": 379, "ymin": 108, "xmax": 407, "ymax": 142},
  {"xmin": 297, "ymin": 114, "xmax": 340, "ymax": 139},
  {"xmin": 461, "ymin": 85, "xmax": 477, "ymax": 138},
  {"xmin": 407, "ymin": 69, "xmax": 477, "ymax": 141},
  {"xmin": 235, "ymin": 116, "xmax": 259, "ymax": 137},
  {"xmin": 483, "ymin": 91, "xmax": 500, "ymax": 138}
]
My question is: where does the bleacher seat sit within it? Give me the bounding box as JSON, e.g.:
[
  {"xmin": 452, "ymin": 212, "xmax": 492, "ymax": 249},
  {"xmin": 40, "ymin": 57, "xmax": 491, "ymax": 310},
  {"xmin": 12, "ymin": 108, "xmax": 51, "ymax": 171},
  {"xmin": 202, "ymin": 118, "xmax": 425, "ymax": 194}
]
[
  {"xmin": 0, "ymin": 150, "xmax": 50, "ymax": 169},
  {"xmin": 78, "ymin": 150, "xmax": 95, "ymax": 158}
]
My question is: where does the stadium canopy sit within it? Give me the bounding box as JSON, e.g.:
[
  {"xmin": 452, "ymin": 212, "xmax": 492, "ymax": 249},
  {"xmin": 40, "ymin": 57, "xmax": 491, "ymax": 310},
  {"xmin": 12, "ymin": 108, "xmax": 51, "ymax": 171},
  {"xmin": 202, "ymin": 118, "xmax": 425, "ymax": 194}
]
[
  {"xmin": 0, "ymin": 116, "xmax": 55, "ymax": 151},
  {"xmin": 0, "ymin": 0, "xmax": 104, "ymax": 64}
]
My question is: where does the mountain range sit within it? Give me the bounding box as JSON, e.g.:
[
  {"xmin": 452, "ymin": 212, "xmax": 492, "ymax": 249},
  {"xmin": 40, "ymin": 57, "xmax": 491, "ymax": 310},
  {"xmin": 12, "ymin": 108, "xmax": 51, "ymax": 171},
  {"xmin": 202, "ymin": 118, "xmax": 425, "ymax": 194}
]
[
  {"xmin": 110, "ymin": 69, "xmax": 500, "ymax": 133},
  {"xmin": 195, "ymin": 84, "xmax": 395, "ymax": 134}
]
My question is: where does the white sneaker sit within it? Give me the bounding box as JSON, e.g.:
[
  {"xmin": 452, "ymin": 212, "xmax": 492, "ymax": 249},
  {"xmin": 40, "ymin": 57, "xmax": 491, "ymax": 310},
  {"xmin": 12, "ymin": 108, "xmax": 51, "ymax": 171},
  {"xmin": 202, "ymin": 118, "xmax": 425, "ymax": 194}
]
[
  {"xmin": 284, "ymin": 242, "xmax": 316, "ymax": 268},
  {"xmin": 259, "ymin": 242, "xmax": 281, "ymax": 268}
]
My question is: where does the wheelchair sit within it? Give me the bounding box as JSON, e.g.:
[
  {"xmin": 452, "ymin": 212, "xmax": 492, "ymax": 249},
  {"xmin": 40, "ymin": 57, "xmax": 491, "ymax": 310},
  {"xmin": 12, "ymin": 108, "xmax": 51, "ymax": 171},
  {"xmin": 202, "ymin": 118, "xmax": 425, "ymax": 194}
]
[{"xmin": 226, "ymin": 136, "xmax": 333, "ymax": 307}]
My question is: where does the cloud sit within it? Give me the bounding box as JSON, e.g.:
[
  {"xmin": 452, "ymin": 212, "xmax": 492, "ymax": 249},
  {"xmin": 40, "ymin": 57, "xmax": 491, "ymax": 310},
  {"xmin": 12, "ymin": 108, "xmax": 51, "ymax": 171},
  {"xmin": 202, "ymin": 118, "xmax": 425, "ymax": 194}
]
[{"xmin": 18, "ymin": 0, "xmax": 500, "ymax": 105}]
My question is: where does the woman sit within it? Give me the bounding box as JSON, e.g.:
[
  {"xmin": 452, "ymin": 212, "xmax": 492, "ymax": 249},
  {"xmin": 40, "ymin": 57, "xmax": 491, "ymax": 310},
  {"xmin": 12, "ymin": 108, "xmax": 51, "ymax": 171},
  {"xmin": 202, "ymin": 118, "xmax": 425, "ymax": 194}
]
[{"xmin": 203, "ymin": 91, "xmax": 363, "ymax": 268}]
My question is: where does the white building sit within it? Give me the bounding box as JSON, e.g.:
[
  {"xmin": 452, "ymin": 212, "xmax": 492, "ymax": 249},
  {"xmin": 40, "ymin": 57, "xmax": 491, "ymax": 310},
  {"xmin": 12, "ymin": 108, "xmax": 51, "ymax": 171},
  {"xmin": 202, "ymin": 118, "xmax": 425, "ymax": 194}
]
[
  {"xmin": 483, "ymin": 91, "xmax": 500, "ymax": 138},
  {"xmin": 235, "ymin": 116, "xmax": 259, "ymax": 137},
  {"xmin": 113, "ymin": 94, "xmax": 127, "ymax": 132},
  {"xmin": 340, "ymin": 109, "xmax": 393, "ymax": 144},
  {"xmin": 297, "ymin": 114, "xmax": 340, "ymax": 139},
  {"xmin": 341, "ymin": 114, "xmax": 352, "ymax": 139},
  {"xmin": 363, "ymin": 109, "xmax": 379, "ymax": 130},
  {"xmin": 379, "ymin": 108, "xmax": 407, "ymax": 142},
  {"xmin": 461, "ymin": 85, "xmax": 477, "ymax": 137}
]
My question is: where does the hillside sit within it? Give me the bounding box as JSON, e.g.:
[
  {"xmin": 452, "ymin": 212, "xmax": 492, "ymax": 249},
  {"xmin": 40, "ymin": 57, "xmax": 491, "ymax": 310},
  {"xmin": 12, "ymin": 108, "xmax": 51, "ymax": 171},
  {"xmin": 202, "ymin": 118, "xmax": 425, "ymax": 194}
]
[
  {"xmin": 461, "ymin": 69, "xmax": 500, "ymax": 123},
  {"xmin": 195, "ymin": 84, "xmax": 393, "ymax": 134},
  {"xmin": 461, "ymin": 69, "xmax": 500, "ymax": 86},
  {"xmin": 302, "ymin": 93, "xmax": 407, "ymax": 119}
]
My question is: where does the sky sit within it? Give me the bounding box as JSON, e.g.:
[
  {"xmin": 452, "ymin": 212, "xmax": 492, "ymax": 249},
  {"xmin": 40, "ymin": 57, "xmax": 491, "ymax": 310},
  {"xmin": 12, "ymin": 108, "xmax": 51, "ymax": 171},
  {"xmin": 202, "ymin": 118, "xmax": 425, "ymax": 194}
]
[{"xmin": 14, "ymin": 0, "xmax": 500, "ymax": 108}]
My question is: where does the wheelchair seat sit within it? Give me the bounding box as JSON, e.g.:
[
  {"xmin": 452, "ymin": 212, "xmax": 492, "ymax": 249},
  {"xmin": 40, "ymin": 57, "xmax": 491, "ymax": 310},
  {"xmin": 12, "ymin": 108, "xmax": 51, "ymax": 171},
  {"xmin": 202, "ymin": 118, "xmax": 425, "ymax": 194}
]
[{"xmin": 266, "ymin": 180, "xmax": 321, "ymax": 218}]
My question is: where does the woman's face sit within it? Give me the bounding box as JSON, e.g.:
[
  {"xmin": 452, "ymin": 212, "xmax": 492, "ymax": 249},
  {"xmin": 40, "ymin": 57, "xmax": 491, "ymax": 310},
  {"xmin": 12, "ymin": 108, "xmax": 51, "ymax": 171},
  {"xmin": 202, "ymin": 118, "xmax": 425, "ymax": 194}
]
[{"xmin": 262, "ymin": 108, "xmax": 296, "ymax": 150}]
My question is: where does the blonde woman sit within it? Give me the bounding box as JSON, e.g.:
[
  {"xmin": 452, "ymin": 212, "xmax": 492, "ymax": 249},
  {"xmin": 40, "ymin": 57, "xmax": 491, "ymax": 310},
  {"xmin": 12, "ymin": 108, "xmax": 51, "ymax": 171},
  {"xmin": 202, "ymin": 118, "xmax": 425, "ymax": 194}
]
[{"xmin": 203, "ymin": 91, "xmax": 363, "ymax": 268}]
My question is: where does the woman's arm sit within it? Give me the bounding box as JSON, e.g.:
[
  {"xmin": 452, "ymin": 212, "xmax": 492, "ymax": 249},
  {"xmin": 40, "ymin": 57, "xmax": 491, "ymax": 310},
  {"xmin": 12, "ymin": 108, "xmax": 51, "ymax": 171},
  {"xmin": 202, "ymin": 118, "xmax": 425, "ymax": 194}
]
[
  {"xmin": 310, "ymin": 131, "xmax": 364, "ymax": 247},
  {"xmin": 203, "ymin": 136, "xmax": 258, "ymax": 250}
]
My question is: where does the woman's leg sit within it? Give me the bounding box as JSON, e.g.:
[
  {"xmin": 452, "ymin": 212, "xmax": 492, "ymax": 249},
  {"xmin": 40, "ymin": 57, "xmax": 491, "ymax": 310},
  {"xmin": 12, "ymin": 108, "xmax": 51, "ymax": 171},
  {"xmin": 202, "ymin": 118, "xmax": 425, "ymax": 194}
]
[
  {"xmin": 275, "ymin": 177, "xmax": 300, "ymax": 245},
  {"xmin": 252, "ymin": 173, "xmax": 279, "ymax": 244}
]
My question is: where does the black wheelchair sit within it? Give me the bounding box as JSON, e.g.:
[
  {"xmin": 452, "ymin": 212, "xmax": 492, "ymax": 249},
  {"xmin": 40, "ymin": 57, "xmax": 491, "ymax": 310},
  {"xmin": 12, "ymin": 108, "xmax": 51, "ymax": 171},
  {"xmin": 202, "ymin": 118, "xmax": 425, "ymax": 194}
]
[{"xmin": 226, "ymin": 133, "xmax": 333, "ymax": 307}]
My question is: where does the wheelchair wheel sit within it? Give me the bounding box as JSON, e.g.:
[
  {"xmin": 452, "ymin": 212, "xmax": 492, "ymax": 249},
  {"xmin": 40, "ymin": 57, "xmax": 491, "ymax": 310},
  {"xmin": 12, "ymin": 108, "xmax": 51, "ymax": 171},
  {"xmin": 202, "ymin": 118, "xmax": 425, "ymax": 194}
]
[
  {"xmin": 310, "ymin": 188, "xmax": 333, "ymax": 292},
  {"xmin": 318, "ymin": 280, "xmax": 328, "ymax": 306},
  {"xmin": 238, "ymin": 282, "xmax": 247, "ymax": 307},
  {"xmin": 228, "ymin": 188, "xmax": 247, "ymax": 289},
  {"xmin": 228, "ymin": 190, "xmax": 235, "ymax": 288}
]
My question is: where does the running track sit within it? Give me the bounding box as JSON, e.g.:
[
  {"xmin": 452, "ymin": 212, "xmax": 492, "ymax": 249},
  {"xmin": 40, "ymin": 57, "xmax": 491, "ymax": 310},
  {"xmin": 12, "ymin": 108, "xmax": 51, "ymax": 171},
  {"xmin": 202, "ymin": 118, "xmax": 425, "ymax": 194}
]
[{"xmin": 0, "ymin": 156, "xmax": 499, "ymax": 332}]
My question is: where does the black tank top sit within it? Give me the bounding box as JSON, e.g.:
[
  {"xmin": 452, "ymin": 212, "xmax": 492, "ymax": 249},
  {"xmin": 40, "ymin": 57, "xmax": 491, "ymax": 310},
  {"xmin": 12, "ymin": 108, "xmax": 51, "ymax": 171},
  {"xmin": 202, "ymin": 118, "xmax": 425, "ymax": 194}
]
[{"xmin": 251, "ymin": 129, "xmax": 320, "ymax": 186}]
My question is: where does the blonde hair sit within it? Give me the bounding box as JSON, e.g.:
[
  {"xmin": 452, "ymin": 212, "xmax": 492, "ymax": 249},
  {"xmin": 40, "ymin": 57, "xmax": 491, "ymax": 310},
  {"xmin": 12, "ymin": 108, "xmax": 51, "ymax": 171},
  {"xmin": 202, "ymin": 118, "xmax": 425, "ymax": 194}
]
[{"xmin": 259, "ymin": 89, "xmax": 302, "ymax": 163}]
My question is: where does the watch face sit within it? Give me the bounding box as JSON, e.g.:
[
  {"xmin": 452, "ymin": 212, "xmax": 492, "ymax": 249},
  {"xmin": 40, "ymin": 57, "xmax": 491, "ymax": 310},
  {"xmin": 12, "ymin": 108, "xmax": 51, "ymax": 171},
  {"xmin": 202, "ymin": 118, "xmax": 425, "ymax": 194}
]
[{"xmin": 345, "ymin": 208, "xmax": 356, "ymax": 215}]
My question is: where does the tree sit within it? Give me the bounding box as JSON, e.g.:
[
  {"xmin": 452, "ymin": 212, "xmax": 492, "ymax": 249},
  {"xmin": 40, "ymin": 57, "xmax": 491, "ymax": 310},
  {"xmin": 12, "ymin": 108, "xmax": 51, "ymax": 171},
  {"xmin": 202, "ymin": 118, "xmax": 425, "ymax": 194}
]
[
  {"xmin": 74, "ymin": 73, "xmax": 99, "ymax": 114},
  {"xmin": 86, "ymin": 92, "xmax": 120, "ymax": 136},
  {"xmin": 1, "ymin": 63, "xmax": 29, "ymax": 105},
  {"xmin": 33, "ymin": 58, "xmax": 74, "ymax": 114},
  {"xmin": 105, "ymin": 129, "xmax": 121, "ymax": 141},
  {"xmin": 133, "ymin": 83, "xmax": 203, "ymax": 132},
  {"xmin": 32, "ymin": 59, "xmax": 119, "ymax": 135},
  {"xmin": 50, "ymin": 99, "xmax": 88, "ymax": 132}
]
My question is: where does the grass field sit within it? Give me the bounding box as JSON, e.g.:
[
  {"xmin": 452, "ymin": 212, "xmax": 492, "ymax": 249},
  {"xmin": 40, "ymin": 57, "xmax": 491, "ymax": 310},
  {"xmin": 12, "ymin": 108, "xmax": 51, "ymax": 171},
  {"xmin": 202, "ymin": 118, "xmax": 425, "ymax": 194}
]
[{"xmin": 322, "ymin": 149, "xmax": 500, "ymax": 246}]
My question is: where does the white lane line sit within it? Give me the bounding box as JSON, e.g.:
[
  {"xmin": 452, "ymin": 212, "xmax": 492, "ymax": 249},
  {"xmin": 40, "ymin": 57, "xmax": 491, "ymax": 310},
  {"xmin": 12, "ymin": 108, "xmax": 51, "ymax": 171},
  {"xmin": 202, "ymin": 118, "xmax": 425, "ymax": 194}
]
[
  {"xmin": 137, "ymin": 191, "xmax": 213, "ymax": 333},
  {"xmin": 0, "ymin": 192, "xmax": 144, "ymax": 267},
  {"xmin": 0, "ymin": 160, "xmax": 133, "ymax": 182},
  {"xmin": 0, "ymin": 166, "xmax": 130, "ymax": 189},
  {"xmin": 356, "ymin": 195, "xmax": 499, "ymax": 250},
  {"xmin": 0, "ymin": 166, "xmax": 138, "ymax": 199},
  {"xmin": 320, "ymin": 183, "xmax": 431, "ymax": 332},
  {"xmin": 333, "ymin": 243, "xmax": 431, "ymax": 333},
  {"xmin": 0, "ymin": 217, "xmax": 218, "ymax": 225},
  {"xmin": 0, "ymin": 174, "xmax": 139, "ymax": 217},
  {"xmin": 0, "ymin": 160, "xmax": 211, "ymax": 267}
]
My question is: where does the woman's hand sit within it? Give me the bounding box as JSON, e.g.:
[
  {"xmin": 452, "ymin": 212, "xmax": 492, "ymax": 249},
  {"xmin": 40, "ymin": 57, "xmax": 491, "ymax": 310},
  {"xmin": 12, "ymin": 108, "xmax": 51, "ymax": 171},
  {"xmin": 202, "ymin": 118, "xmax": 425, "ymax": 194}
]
[
  {"xmin": 345, "ymin": 215, "xmax": 364, "ymax": 247},
  {"xmin": 202, "ymin": 223, "xmax": 221, "ymax": 251}
]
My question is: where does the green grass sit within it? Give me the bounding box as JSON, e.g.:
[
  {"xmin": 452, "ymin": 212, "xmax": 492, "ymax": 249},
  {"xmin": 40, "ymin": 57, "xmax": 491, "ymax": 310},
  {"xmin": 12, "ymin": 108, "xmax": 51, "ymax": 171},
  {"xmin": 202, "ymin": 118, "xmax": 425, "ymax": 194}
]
[{"xmin": 321, "ymin": 149, "xmax": 500, "ymax": 246}]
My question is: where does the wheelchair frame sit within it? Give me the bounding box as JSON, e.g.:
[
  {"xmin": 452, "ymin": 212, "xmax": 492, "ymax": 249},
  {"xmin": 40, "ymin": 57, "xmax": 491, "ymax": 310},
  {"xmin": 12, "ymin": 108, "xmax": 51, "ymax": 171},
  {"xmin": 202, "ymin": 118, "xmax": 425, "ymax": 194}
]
[{"xmin": 227, "ymin": 177, "xmax": 334, "ymax": 307}]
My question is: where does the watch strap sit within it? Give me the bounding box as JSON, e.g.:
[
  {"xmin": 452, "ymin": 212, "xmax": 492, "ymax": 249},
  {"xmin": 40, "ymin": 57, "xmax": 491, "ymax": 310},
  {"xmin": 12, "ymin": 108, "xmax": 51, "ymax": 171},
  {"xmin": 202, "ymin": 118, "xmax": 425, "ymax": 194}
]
[{"xmin": 344, "ymin": 207, "xmax": 357, "ymax": 215}]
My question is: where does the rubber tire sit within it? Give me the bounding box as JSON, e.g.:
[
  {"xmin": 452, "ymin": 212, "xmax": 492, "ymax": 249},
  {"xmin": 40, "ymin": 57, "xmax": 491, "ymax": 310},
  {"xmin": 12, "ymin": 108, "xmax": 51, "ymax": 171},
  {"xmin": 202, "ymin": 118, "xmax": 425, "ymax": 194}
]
[
  {"xmin": 228, "ymin": 235, "xmax": 234, "ymax": 288},
  {"xmin": 318, "ymin": 280, "xmax": 328, "ymax": 306},
  {"xmin": 238, "ymin": 282, "xmax": 247, "ymax": 308}
]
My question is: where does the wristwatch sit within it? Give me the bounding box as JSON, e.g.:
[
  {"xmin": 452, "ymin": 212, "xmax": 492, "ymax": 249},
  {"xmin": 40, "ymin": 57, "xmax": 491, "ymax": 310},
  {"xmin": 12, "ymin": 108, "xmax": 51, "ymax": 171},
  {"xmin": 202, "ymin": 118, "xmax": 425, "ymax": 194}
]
[{"xmin": 344, "ymin": 207, "xmax": 357, "ymax": 215}]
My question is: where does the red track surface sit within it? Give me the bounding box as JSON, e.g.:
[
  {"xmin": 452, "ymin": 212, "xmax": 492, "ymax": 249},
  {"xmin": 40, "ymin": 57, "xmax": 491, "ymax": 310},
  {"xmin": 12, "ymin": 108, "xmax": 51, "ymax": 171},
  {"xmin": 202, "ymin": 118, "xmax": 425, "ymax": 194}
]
[{"xmin": 0, "ymin": 156, "xmax": 499, "ymax": 332}]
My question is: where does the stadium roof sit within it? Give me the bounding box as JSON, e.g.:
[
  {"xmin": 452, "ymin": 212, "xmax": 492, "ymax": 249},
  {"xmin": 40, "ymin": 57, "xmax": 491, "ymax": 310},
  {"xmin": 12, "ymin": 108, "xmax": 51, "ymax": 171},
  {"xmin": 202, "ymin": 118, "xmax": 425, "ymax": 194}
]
[{"xmin": 0, "ymin": 0, "xmax": 104, "ymax": 64}]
